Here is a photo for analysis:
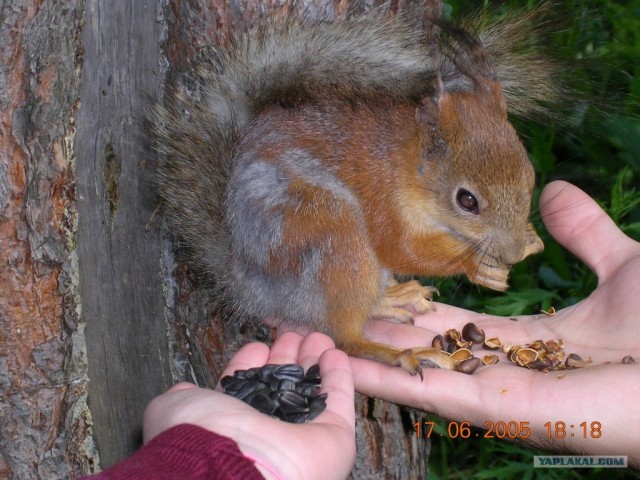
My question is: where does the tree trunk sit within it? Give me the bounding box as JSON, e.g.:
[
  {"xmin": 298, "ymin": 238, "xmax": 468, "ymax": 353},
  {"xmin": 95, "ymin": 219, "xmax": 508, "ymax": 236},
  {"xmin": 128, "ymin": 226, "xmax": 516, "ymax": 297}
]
[
  {"xmin": 0, "ymin": 1, "xmax": 440, "ymax": 478},
  {"xmin": 0, "ymin": 2, "xmax": 92, "ymax": 479}
]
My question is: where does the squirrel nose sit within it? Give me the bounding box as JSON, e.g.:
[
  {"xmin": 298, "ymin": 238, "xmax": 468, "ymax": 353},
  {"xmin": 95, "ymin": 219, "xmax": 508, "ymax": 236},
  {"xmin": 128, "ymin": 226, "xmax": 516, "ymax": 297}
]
[
  {"xmin": 499, "ymin": 239, "xmax": 525, "ymax": 266},
  {"xmin": 500, "ymin": 226, "xmax": 544, "ymax": 265},
  {"xmin": 500, "ymin": 251, "xmax": 522, "ymax": 266}
]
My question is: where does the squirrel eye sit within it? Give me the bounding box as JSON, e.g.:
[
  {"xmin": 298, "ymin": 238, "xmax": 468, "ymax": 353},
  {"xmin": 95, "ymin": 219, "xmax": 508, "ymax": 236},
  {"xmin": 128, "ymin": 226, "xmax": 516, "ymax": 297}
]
[{"xmin": 456, "ymin": 189, "xmax": 479, "ymax": 214}]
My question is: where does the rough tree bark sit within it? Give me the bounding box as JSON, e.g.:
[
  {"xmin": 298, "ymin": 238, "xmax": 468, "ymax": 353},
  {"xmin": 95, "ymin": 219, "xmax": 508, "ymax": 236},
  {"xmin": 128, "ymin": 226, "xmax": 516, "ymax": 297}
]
[
  {"xmin": 1, "ymin": 3, "xmax": 93, "ymax": 479},
  {"xmin": 0, "ymin": 1, "xmax": 440, "ymax": 478}
]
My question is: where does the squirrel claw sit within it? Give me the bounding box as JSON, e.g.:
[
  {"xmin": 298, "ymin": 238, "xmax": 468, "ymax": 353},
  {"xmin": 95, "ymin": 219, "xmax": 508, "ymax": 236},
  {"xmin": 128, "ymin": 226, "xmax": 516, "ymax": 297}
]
[
  {"xmin": 397, "ymin": 349, "xmax": 423, "ymax": 379},
  {"xmin": 397, "ymin": 347, "xmax": 458, "ymax": 380},
  {"xmin": 370, "ymin": 306, "xmax": 415, "ymax": 324},
  {"xmin": 413, "ymin": 348, "xmax": 457, "ymax": 371},
  {"xmin": 371, "ymin": 280, "xmax": 438, "ymax": 323}
]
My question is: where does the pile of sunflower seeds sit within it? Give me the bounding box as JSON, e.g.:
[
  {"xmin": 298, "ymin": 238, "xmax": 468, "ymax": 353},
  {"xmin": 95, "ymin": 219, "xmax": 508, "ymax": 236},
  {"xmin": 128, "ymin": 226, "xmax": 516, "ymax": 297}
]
[{"xmin": 221, "ymin": 363, "xmax": 327, "ymax": 423}]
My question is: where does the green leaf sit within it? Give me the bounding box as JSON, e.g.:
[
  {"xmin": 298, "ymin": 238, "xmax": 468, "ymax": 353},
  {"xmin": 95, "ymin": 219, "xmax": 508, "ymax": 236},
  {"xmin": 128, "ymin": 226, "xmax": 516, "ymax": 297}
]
[{"xmin": 483, "ymin": 289, "xmax": 561, "ymax": 316}]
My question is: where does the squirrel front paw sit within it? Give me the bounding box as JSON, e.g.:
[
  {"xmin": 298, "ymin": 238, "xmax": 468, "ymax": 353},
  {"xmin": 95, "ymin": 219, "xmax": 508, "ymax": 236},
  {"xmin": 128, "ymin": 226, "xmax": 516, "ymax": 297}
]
[{"xmin": 369, "ymin": 279, "xmax": 438, "ymax": 324}]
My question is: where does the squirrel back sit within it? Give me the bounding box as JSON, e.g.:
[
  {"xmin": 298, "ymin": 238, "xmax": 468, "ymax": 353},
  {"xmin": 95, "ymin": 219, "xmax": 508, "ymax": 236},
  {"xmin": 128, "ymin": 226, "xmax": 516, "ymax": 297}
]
[
  {"xmin": 154, "ymin": 14, "xmax": 437, "ymax": 293},
  {"xmin": 154, "ymin": 7, "xmax": 558, "ymax": 375}
]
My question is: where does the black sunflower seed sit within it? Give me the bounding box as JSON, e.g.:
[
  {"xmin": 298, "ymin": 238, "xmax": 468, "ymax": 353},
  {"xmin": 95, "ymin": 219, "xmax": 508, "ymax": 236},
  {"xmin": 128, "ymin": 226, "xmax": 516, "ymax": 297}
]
[
  {"xmin": 258, "ymin": 364, "xmax": 277, "ymax": 383},
  {"xmin": 277, "ymin": 379, "xmax": 296, "ymax": 391},
  {"xmin": 270, "ymin": 378, "xmax": 281, "ymax": 391},
  {"xmin": 233, "ymin": 370, "xmax": 248, "ymax": 380},
  {"xmin": 277, "ymin": 390, "xmax": 308, "ymax": 410},
  {"xmin": 248, "ymin": 366, "xmax": 262, "ymax": 377},
  {"xmin": 234, "ymin": 376, "xmax": 260, "ymax": 401},
  {"xmin": 273, "ymin": 364, "xmax": 304, "ymax": 382},
  {"xmin": 297, "ymin": 383, "xmax": 321, "ymax": 397},
  {"xmin": 307, "ymin": 394, "xmax": 328, "ymax": 421},
  {"xmin": 249, "ymin": 392, "xmax": 278, "ymax": 415},
  {"xmin": 304, "ymin": 364, "xmax": 321, "ymax": 380},
  {"xmin": 220, "ymin": 375, "xmax": 244, "ymax": 393},
  {"xmin": 277, "ymin": 408, "xmax": 309, "ymax": 424}
]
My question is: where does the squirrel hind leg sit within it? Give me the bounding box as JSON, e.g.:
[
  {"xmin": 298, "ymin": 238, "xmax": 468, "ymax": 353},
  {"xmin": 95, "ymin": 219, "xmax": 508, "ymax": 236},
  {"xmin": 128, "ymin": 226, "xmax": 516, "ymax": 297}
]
[
  {"xmin": 322, "ymin": 266, "xmax": 454, "ymax": 377},
  {"xmin": 369, "ymin": 279, "xmax": 438, "ymax": 324},
  {"xmin": 315, "ymin": 238, "xmax": 452, "ymax": 377}
]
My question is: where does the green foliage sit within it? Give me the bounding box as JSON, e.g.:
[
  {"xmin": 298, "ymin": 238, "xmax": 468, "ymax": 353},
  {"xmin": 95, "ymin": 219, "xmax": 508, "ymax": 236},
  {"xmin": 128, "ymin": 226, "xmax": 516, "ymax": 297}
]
[
  {"xmin": 435, "ymin": 0, "xmax": 640, "ymax": 313},
  {"xmin": 428, "ymin": 1, "xmax": 640, "ymax": 478}
]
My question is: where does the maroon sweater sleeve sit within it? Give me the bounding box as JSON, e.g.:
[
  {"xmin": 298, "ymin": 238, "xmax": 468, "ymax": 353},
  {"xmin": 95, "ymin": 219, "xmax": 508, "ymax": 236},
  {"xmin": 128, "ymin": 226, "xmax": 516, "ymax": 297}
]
[{"xmin": 83, "ymin": 424, "xmax": 266, "ymax": 480}]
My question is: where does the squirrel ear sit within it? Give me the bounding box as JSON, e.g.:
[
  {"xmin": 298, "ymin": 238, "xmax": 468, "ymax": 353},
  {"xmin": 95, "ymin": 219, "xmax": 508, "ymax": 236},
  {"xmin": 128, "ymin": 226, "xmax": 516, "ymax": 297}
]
[{"xmin": 415, "ymin": 76, "xmax": 444, "ymax": 127}]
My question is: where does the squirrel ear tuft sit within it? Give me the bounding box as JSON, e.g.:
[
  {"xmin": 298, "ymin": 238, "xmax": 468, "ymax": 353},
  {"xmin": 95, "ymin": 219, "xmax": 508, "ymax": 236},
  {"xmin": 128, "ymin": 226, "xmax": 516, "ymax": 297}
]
[{"xmin": 415, "ymin": 76, "xmax": 443, "ymax": 127}]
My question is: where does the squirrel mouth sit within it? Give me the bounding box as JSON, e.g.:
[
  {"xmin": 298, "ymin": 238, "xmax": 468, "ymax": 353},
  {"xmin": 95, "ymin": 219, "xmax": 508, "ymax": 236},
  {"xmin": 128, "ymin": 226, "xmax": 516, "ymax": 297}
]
[{"xmin": 468, "ymin": 265, "xmax": 510, "ymax": 291}]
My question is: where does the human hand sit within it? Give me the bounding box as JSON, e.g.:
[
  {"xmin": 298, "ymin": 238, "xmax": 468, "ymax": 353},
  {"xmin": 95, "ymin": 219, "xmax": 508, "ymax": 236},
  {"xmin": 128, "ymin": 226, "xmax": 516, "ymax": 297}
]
[
  {"xmin": 144, "ymin": 332, "xmax": 356, "ymax": 480},
  {"xmin": 352, "ymin": 180, "xmax": 640, "ymax": 466}
]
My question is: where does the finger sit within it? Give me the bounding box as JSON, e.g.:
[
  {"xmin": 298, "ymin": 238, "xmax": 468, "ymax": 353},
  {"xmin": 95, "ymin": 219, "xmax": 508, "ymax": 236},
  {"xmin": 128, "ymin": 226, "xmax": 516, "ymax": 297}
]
[
  {"xmin": 297, "ymin": 332, "xmax": 336, "ymax": 371},
  {"xmin": 317, "ymin": 348, "xmax": 356, "ymax": 431},
  {"xmin": 365, "ymin": 319, "xmax": 436, "ymax": 349},
  {"xmin": 412, "ymin": 302, "xmax": 490, "ymax": 335},
  {"xmin": 540, "ymin": 181, "xmax": 637, "ymax": 281},
  {"xmin": 366, "ymin": 309, "xmax": 535, "ymax": 353},
  {"xmin": 414, "ymin": 306, "xmax": 560, "ymax": 347},
  {"xmin": 350, "ymin": 356, "xmax": 482, "ymax": 418},
  {"xmin": 267, "ymin": 331, "xmax": 305, "ymax": 364},
  {"xmin": 417, "ymin": 302, "xmax": 483, "ymax": 329},
  {"xmin": 350, "ymin": 356, "xmax": 550, "ymax": 427}
]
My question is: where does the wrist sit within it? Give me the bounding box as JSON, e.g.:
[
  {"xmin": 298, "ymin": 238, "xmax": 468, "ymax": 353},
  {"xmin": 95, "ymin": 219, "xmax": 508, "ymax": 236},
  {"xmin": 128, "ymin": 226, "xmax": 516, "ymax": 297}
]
[
  {"xmin": 236, "ymin": 436, "xmax": 301, "ymax": 480},
  {"xmin": 153, "ymin": 424, "xmax": 266, "ymax": 479}
]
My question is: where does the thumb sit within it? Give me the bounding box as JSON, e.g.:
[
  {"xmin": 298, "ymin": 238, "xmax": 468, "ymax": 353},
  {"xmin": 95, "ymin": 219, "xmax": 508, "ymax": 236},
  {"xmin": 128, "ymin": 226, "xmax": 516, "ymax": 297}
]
[{"xmin": 540, "ymin": 180, "xmax": 636, "ymax": 281}]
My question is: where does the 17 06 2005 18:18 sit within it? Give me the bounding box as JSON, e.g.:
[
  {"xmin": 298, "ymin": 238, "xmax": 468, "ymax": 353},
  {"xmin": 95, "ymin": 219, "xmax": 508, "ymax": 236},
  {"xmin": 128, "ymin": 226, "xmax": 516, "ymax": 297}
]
[{"xmin": 414, "ymin": 420, "xmax": 603, "ymax": 440}]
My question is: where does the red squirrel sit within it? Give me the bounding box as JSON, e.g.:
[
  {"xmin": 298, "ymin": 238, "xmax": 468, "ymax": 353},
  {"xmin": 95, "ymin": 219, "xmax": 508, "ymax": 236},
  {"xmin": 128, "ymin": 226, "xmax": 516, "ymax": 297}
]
[{"xmin": 154, "ymin": 9, "xmax": 558, "ymax": 377}]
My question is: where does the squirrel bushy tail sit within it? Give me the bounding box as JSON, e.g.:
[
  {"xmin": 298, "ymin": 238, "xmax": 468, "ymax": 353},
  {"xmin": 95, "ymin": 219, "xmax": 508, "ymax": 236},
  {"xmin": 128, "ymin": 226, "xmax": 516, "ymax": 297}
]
[
  {"xmin": 153, "ymin": 6, "xmax": 563, "ymax": 309},
  {"xmin": 474, "ymin": 5, "xmax": 567, "ymax": 118}
]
